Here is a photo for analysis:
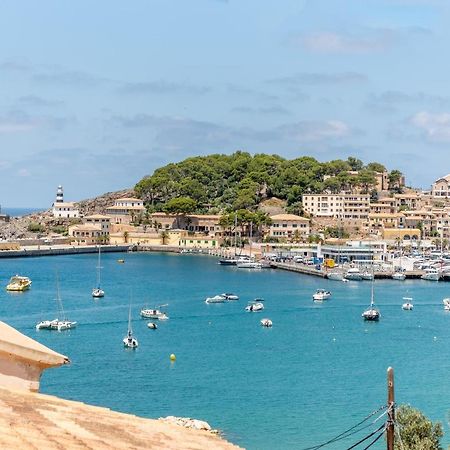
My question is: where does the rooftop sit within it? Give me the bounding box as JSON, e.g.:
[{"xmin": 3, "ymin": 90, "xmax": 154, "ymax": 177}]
[
  {"xmin": 115, "ymin": 197, "xmax": 143, "ymax": 202},
  {"xmin": 0, "ymin": 387, "xmax": 241, "ymax": 450}
]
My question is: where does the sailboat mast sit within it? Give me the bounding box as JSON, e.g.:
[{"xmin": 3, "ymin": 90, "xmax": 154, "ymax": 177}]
[
  {"xmin": 234, "ymin": 213, "xmax": 237, "ymax": 256},
  {"xmin": 97, "ymin": 247, "xmax": 101, "ymax": 287},
  {"xmin": 249, "ymin": 221, "xmax": 253, "ymax": 258},
  {"xmin": 56, "ymin": 272, "xmax": 66, "ymax": 320}
]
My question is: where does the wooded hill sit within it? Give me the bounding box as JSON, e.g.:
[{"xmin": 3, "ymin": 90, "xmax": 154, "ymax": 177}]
[{"xmin": 135, "ymin": 152, "xmax": 403, "ymax": 215}]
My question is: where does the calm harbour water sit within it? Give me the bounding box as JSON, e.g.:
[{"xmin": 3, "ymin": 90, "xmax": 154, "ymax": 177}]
[{"xmin": 0, "ymin": 252, "xmax": 449, "ymax": 449}]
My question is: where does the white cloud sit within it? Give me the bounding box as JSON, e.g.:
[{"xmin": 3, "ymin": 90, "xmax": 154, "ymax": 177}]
[
  {"xmin": 410, "ymin": 111, "xmax": 450, "ymax": 142},
  {"xmin": 278, "ymin": 120, "xmax": 351, "ymax": 142}
]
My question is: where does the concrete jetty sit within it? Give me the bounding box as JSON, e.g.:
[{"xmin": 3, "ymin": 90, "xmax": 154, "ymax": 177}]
[{"xmin": 0, "ymin": 244, "xmax": 130, "ymax": 258}]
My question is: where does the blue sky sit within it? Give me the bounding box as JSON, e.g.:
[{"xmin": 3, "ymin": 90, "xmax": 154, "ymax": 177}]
[{"xmin": 1, "ymin": 0, "xmax": 450, "ymax": 206}]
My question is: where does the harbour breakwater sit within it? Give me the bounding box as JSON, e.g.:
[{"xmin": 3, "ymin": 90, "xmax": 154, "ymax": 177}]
[{"xmin": 0, "ymin": 244, "xmax": 130, "ymax": 258}]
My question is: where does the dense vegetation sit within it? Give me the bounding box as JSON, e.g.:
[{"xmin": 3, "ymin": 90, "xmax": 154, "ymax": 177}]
[{"xmin": 135, "ymin": 152, "xmax": 402, "ymax": 214}]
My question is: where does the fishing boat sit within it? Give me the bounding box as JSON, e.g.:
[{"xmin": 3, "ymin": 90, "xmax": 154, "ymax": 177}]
[
  {"xmin": 362, "ymin": 273, "xmax": 380, "ymax": 321},
  {"xmin": 312, "ymin": 289, "xmax": 331, "ymax": 302},
  {"xmin": 205, "ymin": 294, "xmax": 226, "ymax": 304},
  {"xmin": 327, "ymin": 271, "xmax": 345, "ymax": 281},
  {"xmin": 345, "ymin": 267, "xmax": 363, "ymax": 281},
  {"xmin": 421, "ymin": 268, "xmax": 440, "ymax": 281},
  {"xmin": 392, "ymin": 272, "xmax": 406, "ymax": 281},
  {"xmin": 402, "ymin": 297, "xmax": 414, "ymax": 310},
  {"xmin": 237, "ymin": 260, "xmax": 262, "ymax": 269},
  {"xmin": 260, "ymin": 318, "xmax": 273, "ymax": 327},
  {"xmin": 221, "ymin": 293, "xmax": 239, "ymax": 301},
  {"xmin": 140, "ymin": 305, "xmax": 169, "ymax": 320},
  {"xmin": 36, "ymin": 274, "xmax": 77, "ymax": 331},
  {"xmin": 245, "ymin": 299, "xmax": 264, "ymax": 312},
  {"xmin": 92, "ymin": 247, "xmax": 105, "ymax": 298},
  {"xmin": 123, "ymin": 304, "xmax": 138, "ymax": 348},
  {"xmin": 6, "ymin": 275, "xmax": 32, "ymax": 291},
  {"xmin": 443, "ymin": 298, "xmax": 450, "ymax": 311}
]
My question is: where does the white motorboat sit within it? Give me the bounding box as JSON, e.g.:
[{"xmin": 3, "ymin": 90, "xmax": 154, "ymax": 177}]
[
  {"xmin": 361, "ymin": 271, "xmax": 374, "ymax": 281},
  {"xmin": 402, "ymin": 297, "xmax": 413, "ymax": 310},
  {"xmin": 312, "ymin": 289, "xmax": 331, "ymax": 302},
  {"xmin": 443, "ymin": 298, "xmax": 450, "ymax": 311},
  {"xmin": 245, "ymin": 299, "xmax": 265, "ymax": 312},
  {"xmin": 327, "ymin": 271, "xmax": 345, "ymax": 281},
  {"xmin": 123, "ymin": 304, "xmax": 138, "ymax": 349},
  {"xmin": 205, "ymin": 295, "xmax": 226, "ymax": 304},
  {"xmin": 6, "ymin": 275, "xmax": 32, "ymax": 291},
  {"xmin": 422, "ymin": 267, "xmax": 440, "ymax": 281},
  {"xmin": 140, "ymin": 305, "xmax": 169, "ymax": 320},
  {"xmin": 147, "ymin": 322, "xmax": 158, "ymax": 329},
  {"xmin": 345, "ymin": 268, "xmax": 363, "ymax": 281},
  {"xmin": 421, "ymin": 268, "xmax": 441, "ymax": 281},
  {"xmin": 221, "ymin": 293, "xmax": 239, "ymax": 301},
  {"xmin": 219, "ymin": 255, "xmax": 251, "ymax": 266},
  {"xmin": 92, "ymin": 246, "xmax": 105, "ymax": 298},
  {"xmin": 392, "ymin": 272, "xmax": 406, "ymax": 281},
  {"xmin": 237, "ymin": 261, "xmax": 262, "ymax": 269},
  {"xmin": 260, "ymin": 318, "xmax": 273, "ymax": 327}
]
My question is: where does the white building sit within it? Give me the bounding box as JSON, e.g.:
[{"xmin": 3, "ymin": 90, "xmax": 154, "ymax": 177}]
[
  {"xmin": 105, "ymin": 197, "xmax": 145, "ymax": 224},
  {"xmin": 52, "ymin": 185, "xmax": 79, "ymax": 219},
  {"xmin": 302, "ymin": 193, "xmax": 370, "ymax": 220},
  {"xmin": 269, "ymin": 214, "xmax": 310, "ymax": 239},
  {"xmin": 431, "ymin": 174, "xmax": 450, "ymax": 198}
]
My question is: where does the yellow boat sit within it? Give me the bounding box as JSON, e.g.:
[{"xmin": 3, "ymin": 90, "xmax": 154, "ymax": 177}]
[{"xmin": 6, "ymin": 275, "xmax": 32, "ymax": 291}]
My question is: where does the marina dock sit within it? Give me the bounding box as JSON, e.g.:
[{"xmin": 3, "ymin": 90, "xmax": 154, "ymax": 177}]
[{"xmin": 0, "ymin": 244, "xmax": 130, "ymax": 258}]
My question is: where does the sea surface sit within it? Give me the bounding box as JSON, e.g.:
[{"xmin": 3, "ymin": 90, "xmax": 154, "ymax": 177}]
[
  {"xmin": 2, "ymin": 207, "xmax": 45, "ymax": 217},
  {"xmin": 0, "ymin": 252, "xmax": 449, "ymax": 449}
]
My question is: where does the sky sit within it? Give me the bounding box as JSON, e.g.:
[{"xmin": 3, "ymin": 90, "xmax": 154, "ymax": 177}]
[{"xmin": 1, "ymin": 0, "xmax": 450, "ymax": 206}]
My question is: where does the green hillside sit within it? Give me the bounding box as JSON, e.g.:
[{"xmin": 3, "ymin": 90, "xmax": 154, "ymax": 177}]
[{"xmin": 135, "ymin": 151, "xmax": 402, "ymax": 214}]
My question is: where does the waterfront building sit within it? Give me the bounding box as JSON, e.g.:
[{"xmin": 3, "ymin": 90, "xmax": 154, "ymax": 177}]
[
  {"xmin": 269, "ymin": 214, "xmax": 310, "ymax": 240},
  {"xmin": 83, "ymin": 214, "xmax": 111, "ymax": 235},
  {"xmin": 105, "ymin": 197, "xmax": 145, "ymax": 225},
  {"xmin": 431, "ymin": 174, "xmax": 450, "ymax": 198},
  {"xmin": 150, "ymin": 212, "xmax": 223, "ymax": 235},
  {"xmin": 68, "ymin": 224, "xmax": 104, "ymax": 245},
  {"xmin": 382, "ymin": 228, "xmax": 421, "ymax": 241},
  {"xmin": 303, "ymin": 193, "xmax": 370, "ymax": 221}
]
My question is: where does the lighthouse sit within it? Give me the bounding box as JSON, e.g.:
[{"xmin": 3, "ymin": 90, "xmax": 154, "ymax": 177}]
[{"xmin": 55, "ymin": 185, "xmax": 64, "ymax": 203}]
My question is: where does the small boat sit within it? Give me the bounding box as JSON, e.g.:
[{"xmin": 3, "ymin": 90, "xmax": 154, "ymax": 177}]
[
  {"xmin": 218, "ymin": 255, "xmax": 251, "ymax": 266},
  {"xmin": 237, "ymin": 261, "xmax": 263, "ymax": 269},
  {"xmin": 345, "ymin": 268, "xmax": 363, "ymax": 281},
  {"xmin": 92, "ymin": 247, "xmax": 105, "ymax": 298},
  {"xmin": 147, "ymin": 322, "xmax": 158, "ymax": 329},
  {"xmin": 361, "ymin": 271, "xmax": 374, "ymax": 281},
  {"xmin": 312, "ymin": 289, "xmax": 331, "ymax": 302},
  {"xmin": 362, "ymin": 279, "xmax": 380, "ymax": 321},
  {"xmin": 421, "ymin": 268, "xmax": 440, "ymax": 281},
  {"xmin": 443, "ymin": 298, "xmax": 450, "ymax": 311},
  {"xmin": 123, "ymin": 304, "xmax": 138, "ymax": 348},
  {"xmin": 392, "ymin": 272, "xmax": 406, "ymax": 281},
  {"xmin": 117, "ymin": 259, "xmax": 125, "ymax": 264},
  {"xmin": 260, "ymin": 318, "xmax": 273, "ymax": 327},
  {"xmin": 402, "ymin": 297, "xmax": 414, "ymax": 310},
  {"xmin": 6, "ymin": 275, "xmax": 32, "ymax": 291},
  {"xmin": 245, "ymin": 299, "xmax": 265, "ymax": 312},
  {"xmin": 327, "ymin": 271, "xmax": 345, "ymax": 281},
  {"xmin": 205, "ymin": 295, "xmax": 226, "ymax": 304},
  {"xmin": 221, "ymin": 293, "xmax": 239, "ymax": 301},
  {"xmin": 140, "ymin": 305, "xmax": 169, "ymax": 320},
  {"xmin": 36, "ymin": 273, "xmax": 77, "ymax": 332}
]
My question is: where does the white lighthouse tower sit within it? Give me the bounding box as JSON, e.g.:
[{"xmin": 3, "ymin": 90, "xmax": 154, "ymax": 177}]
[
  {"xmin": 52, "ymin": 185, "xmax": 79, "ymax": 218},
  {"xmin": 55, "ymin": 185, "xmax": 64, "ymax": 203}
]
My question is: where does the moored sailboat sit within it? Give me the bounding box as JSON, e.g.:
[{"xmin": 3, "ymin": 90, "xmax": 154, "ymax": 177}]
[
  {"xmin": 123, "ymin": 303, "xmax": 138, "ymax": 348},
  {"xmin": 92, "ymin": 246, "xmax": 105, "ymax": 298}
]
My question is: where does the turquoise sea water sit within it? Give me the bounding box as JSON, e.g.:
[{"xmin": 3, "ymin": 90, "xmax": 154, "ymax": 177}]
[
  {"xmin": 2, "ymin": 207, "xmax": 45, "ymax": 217},
  {"xmin": 0, "ymin": 252, "xmax": 449, "ymax": 449}
]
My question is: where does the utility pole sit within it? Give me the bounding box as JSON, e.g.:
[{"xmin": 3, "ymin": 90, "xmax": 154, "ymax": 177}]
[{"xmin": 387, "ymin": 367, "xmax": 395, "ymax": 450}]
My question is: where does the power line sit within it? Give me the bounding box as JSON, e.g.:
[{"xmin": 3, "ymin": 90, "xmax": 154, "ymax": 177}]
[
  {"xmin": 345, "ymin": 423, "xmax": 386, "ymax": 450},
  {"xmin": 300, "ymin": 405, "xmax": 387, "ymax": 450},
  {"xmin": 361, "ymin": 425, "xmax": 386, "ymax": 450}
]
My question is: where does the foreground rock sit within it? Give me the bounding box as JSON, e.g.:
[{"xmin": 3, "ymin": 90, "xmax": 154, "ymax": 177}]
[{"xmin": 159, "ymin": 415, "xmax": 217, "ymax": 432}]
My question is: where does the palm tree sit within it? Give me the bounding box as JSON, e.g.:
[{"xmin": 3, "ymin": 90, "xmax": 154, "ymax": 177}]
[{"xmin": 160, "ymin": 230, "xmax": 169, "ymax": 245}]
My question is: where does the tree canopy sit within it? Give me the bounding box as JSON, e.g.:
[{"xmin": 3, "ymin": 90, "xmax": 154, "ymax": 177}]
[{"xmin": 135, "ymin": 152, "xmax": 401, "ymax": 213}]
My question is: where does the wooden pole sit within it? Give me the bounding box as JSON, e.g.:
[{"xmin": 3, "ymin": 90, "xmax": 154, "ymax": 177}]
[{"xmin": 387, "ymin": 367, "xmax": 395, "ymax": 450}]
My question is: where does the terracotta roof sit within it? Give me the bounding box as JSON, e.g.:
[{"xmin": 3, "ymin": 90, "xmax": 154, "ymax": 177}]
[
  {"xmin": 0, "ymin": 322, "xmax": 68, "ymax": 368},
  {"xmin": 0, "ymin": 387, "xmax": 241, "ymax": 450},
  {"xmin": 115, "ymin": 197, "xmax": 143, "ymax": 202},
  {"xmin": 84, "ymin": 214, "xmax": 111, "ymax": 219},
  {"xmin": 105, "ymin": 205, "xmax": 145, "ymax": 211}
]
